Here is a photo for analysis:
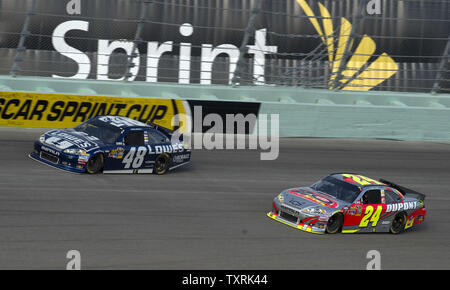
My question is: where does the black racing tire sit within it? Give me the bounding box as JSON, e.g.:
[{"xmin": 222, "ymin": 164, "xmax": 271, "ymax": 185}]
[
  {"xmin": 154, "ymin": 153, "xmax": 170, "ymax": 175},
  {"xmin": 326, "ymin": 213, "xmax": 344, "ymax": 234},
  {"xmin": 86, "ymin": 153, "xmax": 104, "ymax": 174},
  {"xmin": 390, "ymin": 212, "xmax": 407, "ymax": 234}
]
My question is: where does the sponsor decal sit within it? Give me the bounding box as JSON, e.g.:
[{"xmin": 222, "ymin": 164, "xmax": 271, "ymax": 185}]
[
  {"xmin": 108, "ymin": 147, "xmax": 125, "ymax": 159},
  {"xmin": 348, "ymin": 204, "xmax": 363, "ymax": 216},
  {"xmin": 172, "ymin": 154, "xmax": 190, "ymax": 163},
  {"xmin": 297, "ymin": 0, "xmax": 398, "ymax": 91},
  {"xmin": 98, "ymin": 116, "xmax": 147, "ymax": 128},
  {"xmin": 288, "ymin": 189, "xmax": 338, "ymax": 208},
  {"xmin": 280, "ymin": 204, "xmax": 301, "ymax": 217},
  {"xmin": 0, "ymin": 91, "xmax": 189, "ymax": 131},
  {"xmin": 277, "ymin": 193, "xmax": 284, "ymax": 203},
  {"xmin": 149, "ymin": 144, "xmax": 186, "ymax": 155},
  {"xmin": 41, "ymin": 146, "xmax": 60, "ymax": 156},
  {"xmin": 51, "ymin": 20, "xmax": 276, "ymax": 85},
  {"xmin": 42, "ymin": 1, "xmax": 396, "ymax": 91},
  {"xmin": 386, "ymin": 201, "xmax": 419, "ymax": 213},
  {"xmin": 288, "ymin": 199, "xmax": 302, "ymax": 207},
  {"xmin": 44, "ymin": 136, "xmax": 75, "ymax": 150},
  {"xmin": 341, "ymin": 174, "xmax": 384, "ymax": 186},
  {"xmin": 302, "ymin": 207, "xmax": 329, "ymax": 215},
  {"xmin": 48, "ymin": 132, "xmax": 95, "ymax": 149},
  {"xmin": 77, "ymin": 155, "xmax": 89, "ymax": 165}
]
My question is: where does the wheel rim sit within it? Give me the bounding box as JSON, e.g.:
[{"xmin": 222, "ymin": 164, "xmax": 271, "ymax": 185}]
[
  {"xmin": 155, "ymin": 155, "xmax": 168, "ymax": 173},
  {"xmin": 327, "ymin": 214, "xmax": 342, "ymax": 233},
  {"xmin": 391, "ymin": 214, "xmax": 405, "ymax": 233},
  {"xmin": 87, "ymin": 156, "xmax": 97, "ymax": 168},
  {"xmin": 87, "ymin": 155, "xmax": 102, "ymax": 173},
  {"xmin": 328, "ymin": 216, "xmax": 337, "ymax": 228}
]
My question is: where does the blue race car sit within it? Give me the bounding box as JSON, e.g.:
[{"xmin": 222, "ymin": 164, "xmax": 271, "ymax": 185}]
[{"xmin": 29, "ymin": 115, "xmax": 191, "ymax": 174}]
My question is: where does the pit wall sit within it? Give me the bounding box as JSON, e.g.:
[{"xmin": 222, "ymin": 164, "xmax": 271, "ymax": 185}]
[{"xmin": 1, "ymin": 75, "xmax": 449, "ymax": 140}]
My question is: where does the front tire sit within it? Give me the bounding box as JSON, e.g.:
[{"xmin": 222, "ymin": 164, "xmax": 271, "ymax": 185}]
[
  {"xmin": 326, "ymin": 213, "xmax": 344, "ymax": 234},
  {"xmin": 86, "ymin": 153, "xmax": 104, "ymax": 174},
  {"xmin": 390, "ymin": 212, "xmax": 407, "ymax": 234},
  {"xmin": 154, "ymin": 153, "xmax": 170, "ymax": 175}
]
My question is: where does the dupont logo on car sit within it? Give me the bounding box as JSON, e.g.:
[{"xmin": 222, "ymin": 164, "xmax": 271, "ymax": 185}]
[{"xmin": 386, "ymin": 202, "xmax": 419, "ymax": 212}]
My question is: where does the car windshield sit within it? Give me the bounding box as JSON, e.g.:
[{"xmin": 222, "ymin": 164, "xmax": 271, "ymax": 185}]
[
  {"xmin": 74, "ymin": 118, "xmax": 122, "ymax": 144},
  {"xmin": 310, "ymin": 176, "xmax": 361, "ymax": 203}
]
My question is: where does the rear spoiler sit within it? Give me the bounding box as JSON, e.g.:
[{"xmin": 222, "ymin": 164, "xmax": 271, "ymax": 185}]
[{"xmin": 379, "ymin": 179, "xmax": 426, "ymax": 201}]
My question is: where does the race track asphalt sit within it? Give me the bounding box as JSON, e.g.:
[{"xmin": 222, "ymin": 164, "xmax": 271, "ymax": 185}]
[{"xmin": 0, "ymin": 127, "xmax": 449, "ymax": 269}]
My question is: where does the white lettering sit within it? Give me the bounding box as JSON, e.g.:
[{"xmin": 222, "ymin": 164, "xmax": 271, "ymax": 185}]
[
  {"xmin": 200, "ymin": 44, "xmax": 239, "ymax": 85},
  {"xmin": 97, "ymin": 39, "xmax": 140, "ymax": 81},
  {"xmin": 247, "ymin": 29, "xmax": 278, "ymax": 85},
  {"xmin": 179, "ymin": 23, "xmax": 194, "ymax": 84},
  {"xmin": 52, "ymin": 21, "xmax": 91, "ymax": 79},
  {"xmin": 146, "ymin": 41, "xmax": 173, "ymax": 82},
  {"xmin": 51, "ymin": 22, "xmax": 279, "ymax": 85}
]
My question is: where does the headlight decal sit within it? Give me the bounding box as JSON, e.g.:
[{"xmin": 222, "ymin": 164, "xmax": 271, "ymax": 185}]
[{"xmin": 64, "ymin": 148, "xmax": 87, "ymax": 155}]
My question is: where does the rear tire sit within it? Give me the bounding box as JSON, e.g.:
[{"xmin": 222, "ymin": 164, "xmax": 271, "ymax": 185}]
[
  {"xmin": 326, "ymin": 213, "xmax": 344, "ymax": 234},
  {"xmin": 390, "ymin": 212, "xmax": 407, "ymax": 234},
  {"xmin": 154, "ymin": 153, "xmax": 170, "ymax": 175},
  {"xmin": 86, "ymin": 154, "xmax": 104, "ymax": 174}
]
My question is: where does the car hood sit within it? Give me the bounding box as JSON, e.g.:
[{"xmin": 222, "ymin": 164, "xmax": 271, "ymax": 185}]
[
  {"xmin": 40, "ymin": 129, "xmax": 106, "ymax": 152},
  {"xmin": 280, "ymin": 187, "xmax": 350, "ymax": 212}
]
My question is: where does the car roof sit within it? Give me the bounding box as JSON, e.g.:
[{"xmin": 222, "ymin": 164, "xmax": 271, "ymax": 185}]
[
  {"xmin": 94, "ymin": 115, "xmax": 150, "ymax": 130},
  {"xmin": 328, "ymin": 173, "xmax": 388, "ymax": 188}
]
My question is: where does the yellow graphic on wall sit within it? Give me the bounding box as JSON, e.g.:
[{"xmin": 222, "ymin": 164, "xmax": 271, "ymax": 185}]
[
  {"xmin": 0, "ymin": 91, "xmax": 190, "ymax": 131},
  {"xmin": 296, "ymin": 0, "xmax": 398, "ymax": 91}
]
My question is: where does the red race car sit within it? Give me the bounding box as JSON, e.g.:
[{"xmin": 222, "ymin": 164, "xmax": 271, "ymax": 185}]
[{"xmin": 267, "ymin": 173, "xmax": 426, "ymax": 234}]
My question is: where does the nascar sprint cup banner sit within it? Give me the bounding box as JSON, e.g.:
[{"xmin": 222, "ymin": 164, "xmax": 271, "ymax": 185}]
[{"xmin": 0, "ymin": 91, "xmax": 190, "ymax": 130}]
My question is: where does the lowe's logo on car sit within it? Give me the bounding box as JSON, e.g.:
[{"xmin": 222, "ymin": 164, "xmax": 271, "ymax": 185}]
[
  {"xmin": 52, "ymin": 132, "xmax": 96, "ymax": 148},
  {"xmin": 45, "ymin": 136, "xmax": 74, "ymax": 150},
  {"xmin": 45, "ymin": 132, "xmax": 99, "ymax": 151},
  {"xmin": 150, "ymin": 144, "xmax": 186, "ymax": 154},
  {"xmin": 386, "ymin": 202, "xmax": 419, "ymax": 213}
]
